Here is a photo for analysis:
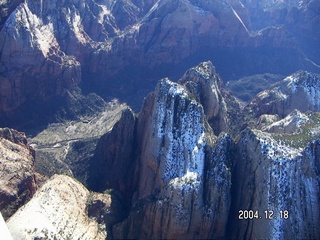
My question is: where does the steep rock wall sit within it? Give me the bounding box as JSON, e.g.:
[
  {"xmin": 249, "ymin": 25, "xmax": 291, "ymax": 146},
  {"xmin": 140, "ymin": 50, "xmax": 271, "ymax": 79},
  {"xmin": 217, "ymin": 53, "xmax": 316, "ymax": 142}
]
[
  {"xmin": 114, "ymin": 78, "xmax": 233, "ymax": 239},
  {"xmin": 229, "ymin": 128, "xmax": 320, "ymax": 239},
  {"xmin": 0, "ymin": 127, "xmax": 36, "ymax": 220}
]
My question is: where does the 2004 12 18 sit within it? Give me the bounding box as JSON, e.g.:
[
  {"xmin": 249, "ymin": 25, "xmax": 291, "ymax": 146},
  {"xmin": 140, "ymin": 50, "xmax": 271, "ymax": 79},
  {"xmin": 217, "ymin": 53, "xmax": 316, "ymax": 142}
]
[{"xmin": 238, "ymin": 210, "xmax": 289, "ymax": 220}]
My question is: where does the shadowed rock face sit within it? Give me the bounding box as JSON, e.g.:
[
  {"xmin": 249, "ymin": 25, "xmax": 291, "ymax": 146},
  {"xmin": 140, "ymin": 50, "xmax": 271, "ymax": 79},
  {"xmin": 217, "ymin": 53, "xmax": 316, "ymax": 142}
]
[
  {"xmin": 88, "ymin": 107, "xmax": 137, "ymax": 197},
  {"xmin": 0, "ymin": 0, "xmax": 23, "ymax": 28},
  {"xmin": 0, "ymin": 127, "xmax": 36, "ymax": 220},
  {"xmin": 0, "ymin": 0, "xmax": 319, "ymax": 123}
]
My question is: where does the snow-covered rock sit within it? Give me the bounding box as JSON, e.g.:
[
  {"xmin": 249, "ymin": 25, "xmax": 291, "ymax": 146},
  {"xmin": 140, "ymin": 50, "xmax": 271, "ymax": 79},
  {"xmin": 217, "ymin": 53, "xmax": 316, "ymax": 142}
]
[
  {"xmin": 263, "ymin": 109, "xmax": 309, "ymax": 133},
  {"xmin": 229, "ymin": 128, "xmax": 320, "ymax": 239},
  {"xmin": 247, "ymin": 71, "xmax": 320, "ymax": 118},
  {"xmin": 6, "ymin": 175, "xmax": 106, "ymax": 239},
  {"xmin": 114, "ymin": 77, "xmax": 233, "ymax": 239}
]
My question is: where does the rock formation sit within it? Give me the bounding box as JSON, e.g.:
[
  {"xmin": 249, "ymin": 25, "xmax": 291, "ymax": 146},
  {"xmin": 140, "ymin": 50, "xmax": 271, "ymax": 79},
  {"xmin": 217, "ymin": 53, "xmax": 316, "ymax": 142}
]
[
  {"xmin": 6, "ymin": 174, "xmax": 107, "ymax": 239},
  {"xmin": 246, "ymin": 71, "xmax": 320, "ymax": 118},
  {"xmin": 88, "ymin": 107, "xmax": 137, "ymax": 197},
  {"xmin": 0, "ymin": 60, "xmax": 319, "ymax": 239},
  {"xmin": 0, "ymin": 127, "xmax": 36, "ymax": 220},
  {"xmin": 179, "ymin": 61, "xmax": 229, "ymax": 135},
  {"xmin": 229, "ymin": 128, "xmax": 320, "ymax": 239},
  {"xmin": 0, "ymin": 0, "xmax": 23, "ymax": 28},
  {"xmin": 1, "ymin": 0, "xmax": 319, "ymax": 127},
  {"xmin": 114, "ymin": 77, "xmax": 233, "ymax": 239}
]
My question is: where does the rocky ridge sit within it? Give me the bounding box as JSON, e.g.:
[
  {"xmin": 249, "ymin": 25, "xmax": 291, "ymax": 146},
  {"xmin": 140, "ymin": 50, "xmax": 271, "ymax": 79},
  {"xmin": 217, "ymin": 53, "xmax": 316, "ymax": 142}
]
[
  {"xmin": 114, "ymin": 75, "xmax": 233, "ymax": 239},
  {"xmin": 229, "ymin": 128, "xmax": 320, "ymax": 239},
  {"xmin": 2, "ymin": 61, "xmax": 320, "ymax": 239}
]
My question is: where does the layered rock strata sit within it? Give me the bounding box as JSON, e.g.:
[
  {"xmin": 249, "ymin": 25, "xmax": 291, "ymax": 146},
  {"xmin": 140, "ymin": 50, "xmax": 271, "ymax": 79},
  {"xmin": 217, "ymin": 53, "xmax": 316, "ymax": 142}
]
[{"xmin": 1, "ymin": 0, "xmax": 319, "ymax": 122}]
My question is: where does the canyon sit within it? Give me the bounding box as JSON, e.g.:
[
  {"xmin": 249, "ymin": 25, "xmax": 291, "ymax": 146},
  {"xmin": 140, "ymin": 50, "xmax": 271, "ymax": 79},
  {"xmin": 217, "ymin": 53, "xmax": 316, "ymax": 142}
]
[
  {"xmin": 0, "ymin": 0, "xmax": 320, "ymax": 239},
  {"xmin": 1, "ymin": 61, "xmax": 319, "ymax": 239}
]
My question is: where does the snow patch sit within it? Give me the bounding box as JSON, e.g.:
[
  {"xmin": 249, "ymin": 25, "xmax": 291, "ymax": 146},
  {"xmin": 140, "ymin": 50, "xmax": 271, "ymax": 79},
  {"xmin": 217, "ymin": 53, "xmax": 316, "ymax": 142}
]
[{"xmin": 154, "ymin": 79, "xmax": 206, "ymax": 185}]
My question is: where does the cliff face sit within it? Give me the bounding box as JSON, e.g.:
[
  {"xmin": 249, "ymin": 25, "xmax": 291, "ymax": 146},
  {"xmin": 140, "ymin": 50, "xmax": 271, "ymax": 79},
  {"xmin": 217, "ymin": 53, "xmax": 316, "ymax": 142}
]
[
  {"xmin": 229, "ymin": 128, "xmax": 320, "ymax": 239},
  {"xmin": 2, "ymin": 61, "xmax": 320, "ymax": 239},
  {"xmin": 88, "ymin": 107, "xmax": 137, "ymax": 197},
  {"xmin": 114, "ymin": 76, "xmax": 233, "ymax": 239},
  {"xmin": 0, "ymin": 0, "xmax": 319, "ymax": 123},
  {"xmin": 0, "ymin": 127, "xmax": 36, "ymax": 220},
  {"xmin": 0, "ymin": 1, "xmax": 81, "ymax": 114}
]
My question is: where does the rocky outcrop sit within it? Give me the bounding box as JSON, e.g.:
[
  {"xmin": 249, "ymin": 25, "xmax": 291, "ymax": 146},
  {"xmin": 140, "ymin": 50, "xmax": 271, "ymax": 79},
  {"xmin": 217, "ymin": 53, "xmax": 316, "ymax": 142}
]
[
  {"xmin": 6, "ymin": 175, "xmax": 107, "ymax": 239},
  {"xmin": 247, "ymin": 71, "xmax": 320, "ymax": 118},
  {"xmin": 179, "ymin": 61, "xmax": 229, "ymax": 135},
  {"xmin": 0, "ymin": 0, "xmax": 81, "ymax": 114},
  {"xmin": 0, "ymin": 127, "xmax": 36, "ymax": 220},
  {"xmin": 114, "ymin": 78, "xmax": 233, "ymax": 239},
  {"xmin": 262, "ymin": 109, "xmax": 309, "ymax": 134},
  {"xmin": 88, "ymin": 107, "xmax": 137, "ymax": 197},
  {"xmin": 229, "ymin": 128, "xmax": 320, "ymax": 239}
]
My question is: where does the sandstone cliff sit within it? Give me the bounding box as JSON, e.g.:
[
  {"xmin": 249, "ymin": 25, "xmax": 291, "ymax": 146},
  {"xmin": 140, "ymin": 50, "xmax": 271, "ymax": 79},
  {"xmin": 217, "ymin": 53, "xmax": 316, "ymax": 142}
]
[
  {"xmin": 114, "ymin": 77, "xmax": 233, "ymax": 239},
  {"xmin": 229, "ymin": 128, "xmax": 320, "ymax": 239},
  {"xmin": 88, "ymin": 107, "xmax": 137, "ymax": 197},
  {"xmin": 1, "ymin": 60, "xmax": 320, "ymax": 239},
  {"xmin": 179, "ymin": 61, "xmax": 229, "ymax": 135},
  {"xmin": 0, "ymin": 127, "xmax": 36, "ymax": 220}
]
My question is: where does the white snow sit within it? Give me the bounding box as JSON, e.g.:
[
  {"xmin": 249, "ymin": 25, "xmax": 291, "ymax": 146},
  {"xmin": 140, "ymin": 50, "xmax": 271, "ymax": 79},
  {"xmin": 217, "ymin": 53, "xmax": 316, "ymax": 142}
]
[
  {"xmin": 0, "ymin": 213, "xmax": 13, "ymax": 240},
  {"xmin": 6, "ymin": 175, "xmax": 105, "ymax": 239},
  {"xmin": 154, "ymin": 79, "xmax": 206, "ymax": 185}
]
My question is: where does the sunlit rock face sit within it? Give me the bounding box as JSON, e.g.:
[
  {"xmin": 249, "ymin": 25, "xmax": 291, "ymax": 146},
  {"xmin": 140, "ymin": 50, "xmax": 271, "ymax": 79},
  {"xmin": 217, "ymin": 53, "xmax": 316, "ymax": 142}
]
[
  {"xmin": 247, "ymin": 71, "xmax": 320, "ymax": 118},
  {"xmin": 179, "ymin": 61, "xmax": 229, "ymax": 135},
  {"xmin": 0, "ymin": 1, "xmax": 81, "ymax": 114},
  {"xmin": 0, "ymin": 128, "xmax": 36, "ymax": 220},
  {"xmin": 0, "ymin": 212, "xmax": 12, "ymax": 240},
  {"xmin": 114, "ymin": 78, "xmax": 233, "ymax": 239},
  {"xmin": 6, "ymin": 175, "xmax": 107, "ymax": 239},
  {"xmin": 229, "ymin": 128, "xmax": 320, "ymax": 239}
]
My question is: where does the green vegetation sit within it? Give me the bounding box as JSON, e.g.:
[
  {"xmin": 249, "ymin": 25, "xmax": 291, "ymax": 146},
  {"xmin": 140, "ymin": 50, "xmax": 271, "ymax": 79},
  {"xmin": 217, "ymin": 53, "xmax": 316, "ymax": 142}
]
[{"xmin": 272, "ymin": 112, "xmax": 320, "ymax": 149}]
